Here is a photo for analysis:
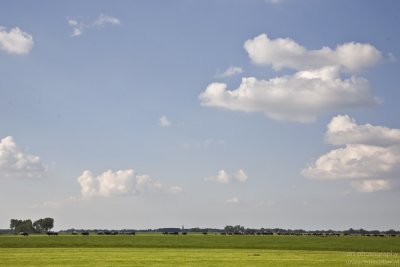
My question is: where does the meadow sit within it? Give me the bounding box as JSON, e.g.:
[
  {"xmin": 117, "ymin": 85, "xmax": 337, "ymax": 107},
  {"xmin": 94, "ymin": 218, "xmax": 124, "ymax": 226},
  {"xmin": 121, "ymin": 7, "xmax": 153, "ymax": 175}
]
[{"xmin": 0, "ymin": 234, "xmax": 399, "ymax": 266}]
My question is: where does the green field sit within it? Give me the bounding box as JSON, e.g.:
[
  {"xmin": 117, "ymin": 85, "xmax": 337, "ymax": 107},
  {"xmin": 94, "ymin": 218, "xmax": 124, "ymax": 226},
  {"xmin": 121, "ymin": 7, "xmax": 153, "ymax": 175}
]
[{"xmin": 0, "ymin": 234, "xmax": 399, "ymax": 266}]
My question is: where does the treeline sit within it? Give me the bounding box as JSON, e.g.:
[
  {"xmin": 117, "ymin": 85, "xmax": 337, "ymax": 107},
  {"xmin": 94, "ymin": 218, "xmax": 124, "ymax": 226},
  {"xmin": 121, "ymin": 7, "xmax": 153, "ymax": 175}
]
[
  {"xmin": 222, "ymin": 225, "xmax": 400, "ymax": 235},
  {"xmin": 7, "ymin": 223, "xmax": 399, "ymax": 236},
  {"xmin": 56, "ymin": 226, "xmax": 400, "ymax": 235},
  {"xmin": 10, "ymin": 218, "xmax": 54, "ymax": 233},
  {"xmin": 59, "ymin": 227, "xmax": 224, "ymax": 234}
]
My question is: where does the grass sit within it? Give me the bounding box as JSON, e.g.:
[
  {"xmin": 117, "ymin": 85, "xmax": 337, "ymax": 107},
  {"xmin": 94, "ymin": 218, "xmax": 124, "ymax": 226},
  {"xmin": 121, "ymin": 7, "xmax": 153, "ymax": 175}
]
[
  {"xmin": 1, "ymin": 234, "xmax": 399, "ymax": 252},
  {"xmin": 0, "ymin": 234, "xmax": 399, "ymax": 266}
]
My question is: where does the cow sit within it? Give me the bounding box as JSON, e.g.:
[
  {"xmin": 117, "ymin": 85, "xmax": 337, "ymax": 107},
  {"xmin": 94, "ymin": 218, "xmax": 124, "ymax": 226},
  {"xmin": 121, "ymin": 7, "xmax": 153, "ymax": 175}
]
[
  {"xmin": 47, "ymin": 231, "xmax": 58, "ymax": 236},
  {"xmin": 19, "ymin": 232, "xmax": 29, "ymax": 236},
  {"xmin": 81, "ymin": 232, "xmax": 89, "ymax": 236}
]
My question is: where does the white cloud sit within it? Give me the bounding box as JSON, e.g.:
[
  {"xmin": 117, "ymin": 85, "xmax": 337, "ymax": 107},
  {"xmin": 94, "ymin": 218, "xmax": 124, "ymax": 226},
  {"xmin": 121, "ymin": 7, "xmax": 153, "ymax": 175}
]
[
  {"xmin": 67, "ymin": 14, "xmax": 120, "ymax": 37},
  {"xmin": 0, "ymin": 136, "xmax": 46, "ymax": 179},
  {"xmin": 302, "ymin": 116, "xmax": 400, "ymax": 193},
  {"xmin": 77, "ymin": 169, "xmax": 134, "ymax": 197},
  {"xmin": 225, "ymin": 197, "xmax": 239, "ymax": 203},
  {"xmin": 68, "ymin": 19, "xmax": 83, "ymax": 37},
  {"xmin": 244, "ymin": 33, "xmax": 381, "ymax": 72},
  {"xmin": 206, "ymin": 169, "xmax": 230, "ymax": 183},
  {"xmin": 94, "ymin": 14, "xmax": 121, "ymax": 26},
  {"xmin": 77, "ymin": 169, "xmax": 177, "ymax": 198},
  {"xmin": 0, "ymin": 26, "xmax": 33, "ymax": 55},
  {"xmin": 350, "ymin": 179, "xmax": 393, "ymax": 193},
  {"xmin": 200, "ymin": 67, "xmax": 378, "ymax": 123},
  {"xmin": 235, "ymin": 169, "xmax": 248, "ymax": 182},
  {"xmin": 168, "ymin": 186, "xmax": 183, "ymax": 194},
  {"xmin": 159, "ymin": 115, "xmax": 171, "ymax": 126},
  {"xmin": 206, "ymin": 169, "xmax": 249, "ymax": 183},
  {"xmin": 325, "ymin": 115, "xmax": 400, "ymax": 146},
  {"xmin": 216, "ymin": 66, "xmax": 243, "ymax": 78},
  {"xmin": 302, "ymin": 144, "xmax": 400, "ymax": 180},
  {"xmin": 201, "ymin": 33, "xmax": 383, "ymax": 123}
]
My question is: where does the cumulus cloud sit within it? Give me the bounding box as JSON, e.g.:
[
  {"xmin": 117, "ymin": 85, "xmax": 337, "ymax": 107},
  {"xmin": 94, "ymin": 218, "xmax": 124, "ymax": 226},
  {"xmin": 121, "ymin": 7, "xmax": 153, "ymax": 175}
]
[
  {"xmin": 350, "ymin": 179, "xmax": 394, "ymax": 193},
  {"xmin": 302, "ymin": 144, "xmax": 400, "ymax": 180},
  {"xmin": 225, "ymin": 197, "xmax": 239, "ymax": 203},
  {"xmin": 94, "ymin": 14, "xmax": 121, "ymax": 26},
  {"xmin": 200, "ymin": 67, "xmax": 378, "ymax": 123},
  {"xmin": 244, "ymin": 33, "xmax": 381, "ymax": 72},
  {"xmin": 216, "ymin": 66, "xmax": 243, "ymax": 78},
  {"xmin": 77, "ymin": 169, "xmax": 181, "ymax": 197},
  {"xmin": 200, "ymin": 33, "xmax": 382, "ymax": 123},
  {"xmin": 325, "ymin": 115, "xmax": 400, "ymax": 146},
  {"xmin": 302, "ymin": 116, "xmax": 400, "ymax": 193},
  {"xmin": 235, "ymin": 169, "xmax": 248, "ymax": 182},
  {"xmin": 206, "ymin": 169, "xmax": 248, "ymax": 183},
  {"xmin": 67, "ymin": 14, "xmax": 120, "ymax": 37},
  {"xmin": 0, "ymin": 136, "xmax": 46, "ymax": 178},
  {"xmin": 168, "ymin": 186, "xmax": 183, "ymax": 194},
  {"xmin": 68, "ymin": 19, "xmax": 83, "ymax": 37},
  {"xmin": 0, "ymin": 26, "xmax": 33, "ymax": 54},
  {"xmin": 159, "ymin": 115, "xmax": 171, "ymax": 126}
]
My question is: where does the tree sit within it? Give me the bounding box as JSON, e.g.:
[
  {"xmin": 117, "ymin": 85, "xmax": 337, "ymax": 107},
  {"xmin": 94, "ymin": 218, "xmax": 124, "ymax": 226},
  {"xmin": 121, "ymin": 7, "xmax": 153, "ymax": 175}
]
[
  {"xmin": 11, "ymin": 218, "xmax": 54, "ymax": 233},
  {"xmin": 233, "ymin": 225, "xmax": 244, "ymax": 233},
  {"xmin": 10, "ymin": 219, "xmax": 21, "ymax": 231},
  {"xmin": 42, "ymin": 218, "xmax": 54, "ymax": 232},
  {"xmin": 224, "ymin": 225, "xmax": 234, "ymax": 233},
  {"xmin": 33, "ymin": 219, "xmax": 44, "ymax": 233},
  {"xmin": 33, "ymin": 218, "xmax": 54, "ymax": 233},
  {"xmin": 14, "ymin": 220, "xmax": 34, "ymax": 233}
]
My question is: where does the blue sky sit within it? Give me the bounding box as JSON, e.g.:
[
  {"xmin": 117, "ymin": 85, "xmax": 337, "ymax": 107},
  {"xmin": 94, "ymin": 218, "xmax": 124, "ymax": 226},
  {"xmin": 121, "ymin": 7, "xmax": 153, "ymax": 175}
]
[{"xmin": 1, "ymin": 0, "xmax": 400, "ymax": 230}]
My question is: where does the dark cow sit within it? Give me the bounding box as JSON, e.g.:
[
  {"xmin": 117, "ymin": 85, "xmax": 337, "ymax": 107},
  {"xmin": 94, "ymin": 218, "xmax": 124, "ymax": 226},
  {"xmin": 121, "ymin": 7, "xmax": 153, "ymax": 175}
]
[
  {"xmin": 182, "ymin": 232, "xmax": 187, "ymax": 235},
  {"xmin": 81, "ymin": 232, "xmax": 89, "ymax": 236},
  {"xmin": 47, "ymin": 231, "xmax": 58, "ymax": 236}
]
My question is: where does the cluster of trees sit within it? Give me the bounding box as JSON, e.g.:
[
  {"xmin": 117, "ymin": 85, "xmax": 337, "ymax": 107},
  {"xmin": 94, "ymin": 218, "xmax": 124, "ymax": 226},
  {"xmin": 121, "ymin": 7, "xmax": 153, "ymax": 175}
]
[
  {"xmin": 221, "ymin": 226, "xmax": 400, "ymax": 235},
  {"xmin": 10, "ymin": 218, "xmax": 54, "ymax": 233},
  {"xmin": 224, "ymin": 225, "xmax": 245, "ymax": 233}
]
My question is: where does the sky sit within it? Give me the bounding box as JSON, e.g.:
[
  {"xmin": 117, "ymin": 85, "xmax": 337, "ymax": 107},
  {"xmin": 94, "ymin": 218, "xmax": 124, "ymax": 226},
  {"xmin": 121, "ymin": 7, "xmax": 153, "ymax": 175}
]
[{"xmin": 1, "ymin": 0, "xmax": 400, "ymax": 231}]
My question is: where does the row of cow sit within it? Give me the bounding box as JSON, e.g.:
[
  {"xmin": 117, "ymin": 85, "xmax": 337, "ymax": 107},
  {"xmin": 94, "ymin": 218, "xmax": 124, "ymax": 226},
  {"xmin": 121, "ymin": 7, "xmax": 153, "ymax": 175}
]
[
  {"xmin": 17, "ymin": 231, "xmax": 399, "ymax": 237},
  {"xmin": 70, "ymin": 231, "xmax": 136, "ymax": 236}
]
